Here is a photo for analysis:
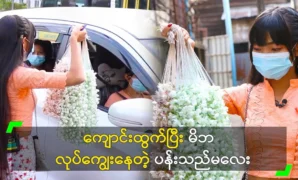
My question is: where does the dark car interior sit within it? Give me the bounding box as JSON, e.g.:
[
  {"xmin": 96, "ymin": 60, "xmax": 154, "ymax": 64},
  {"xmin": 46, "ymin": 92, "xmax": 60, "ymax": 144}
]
[{"xmin": 89, "ymin": 42, "xmax": 129, "ymax": 107}]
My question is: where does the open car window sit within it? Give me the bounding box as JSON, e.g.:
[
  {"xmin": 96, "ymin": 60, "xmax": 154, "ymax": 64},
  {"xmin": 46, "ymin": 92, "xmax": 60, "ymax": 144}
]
[{"xmin": 86, "ymin": 36, "xmax": 151, "ymax": 112}]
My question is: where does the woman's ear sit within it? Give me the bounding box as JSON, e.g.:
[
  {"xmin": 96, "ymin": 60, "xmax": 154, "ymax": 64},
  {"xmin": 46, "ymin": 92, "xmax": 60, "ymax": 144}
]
[
  {"xmin": 22, "ymin": 37, "xmax": 29, "ymax": 52},
  {"xmin": 124, "ymin": 74, "xmax": 131, "ymax": 81}
]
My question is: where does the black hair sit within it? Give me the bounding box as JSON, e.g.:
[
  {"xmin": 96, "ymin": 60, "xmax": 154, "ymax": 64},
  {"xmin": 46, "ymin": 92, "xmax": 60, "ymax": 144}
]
[
  {"xmin": 0, "ymin": 15, "xmax": 35, "ymax": 178},
  {"xmin": 248, "ymin": 7, "xmax": 298, "ymax": 85},
  {"xmin": 123, "ymin": 68, "xmax": 134, "ymax": 89},
  {"xmin": 125, "ymin": 67, "xmax": 134, "ymax": 76},
  {"xmin": 34, "ymin": 39, "xmax": 55, "ymax": 72}
]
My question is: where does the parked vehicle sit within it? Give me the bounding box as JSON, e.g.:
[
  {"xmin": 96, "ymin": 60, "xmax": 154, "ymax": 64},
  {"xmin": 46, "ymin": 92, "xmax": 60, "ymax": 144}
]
[{"xmin": 0, "ymin": 7, "xmax": 169, "ymax": 180}]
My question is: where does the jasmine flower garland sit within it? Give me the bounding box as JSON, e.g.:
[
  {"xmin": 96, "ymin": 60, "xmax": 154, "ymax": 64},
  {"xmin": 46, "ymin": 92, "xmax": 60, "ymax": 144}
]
[
  {"xmin": 150, "ymin": 24, "xmax": 241, "ymax": 180},
  {"xmin": 168, "ymin": 85, "xmax": 241, "ymax": 179},
  {"xmin": 43, "ymin": 60, "xmax": 69, "ymax": 118},
  {"xmin": 152, "ymin": 83, "xmax": 175, "ymax": 127},
  {"xmin": 43, "ymin": 41, "xmax": 99, "ymax": 144},
  {"xmin": 59, "ymin": 70, "xmax": 99, "ymax": 144},
  {"xmin": 169, "ymin": 84, "xmax": 230, "ymax": 127},
  {"xmin": 151, "ymin": 84, "xmax": 242, "ymax": 180}
]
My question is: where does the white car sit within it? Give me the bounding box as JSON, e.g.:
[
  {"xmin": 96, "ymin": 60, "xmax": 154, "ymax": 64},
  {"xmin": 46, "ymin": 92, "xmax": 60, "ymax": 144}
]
[{"xmin": 0, "ymin": 7, "xmax": 170, "ymax": 180}]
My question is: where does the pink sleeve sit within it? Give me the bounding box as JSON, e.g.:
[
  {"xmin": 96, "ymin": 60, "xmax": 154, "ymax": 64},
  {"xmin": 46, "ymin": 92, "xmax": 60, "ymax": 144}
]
[
  {"xmin": 12, "ymin": 67, "xmax": 67, "ymax": 89},
  {"xmin": 222, "ymin": 83, "xmax": 251, "ymax": 120}
]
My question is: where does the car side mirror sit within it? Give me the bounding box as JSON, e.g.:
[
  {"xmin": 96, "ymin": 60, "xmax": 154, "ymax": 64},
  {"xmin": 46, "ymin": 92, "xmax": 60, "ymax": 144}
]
[{"xmin": 108, "ymin": 98, "xmax": 153, "ymax": 129}]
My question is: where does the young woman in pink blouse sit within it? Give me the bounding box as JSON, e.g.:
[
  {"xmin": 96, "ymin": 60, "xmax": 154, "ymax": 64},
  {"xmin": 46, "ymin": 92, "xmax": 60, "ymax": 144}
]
[
  {"xmin": 0, "ymin": 15, "xmax": 86, "ymax": 179},
  {"xmin": 163, "ymin": 7, "xmax": 298, "ymax": 180}
]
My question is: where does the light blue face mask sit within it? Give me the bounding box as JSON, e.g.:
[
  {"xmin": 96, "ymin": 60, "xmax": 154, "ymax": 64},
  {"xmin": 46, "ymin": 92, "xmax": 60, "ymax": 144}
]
[
  {"xmin": 131, "ymin": 78, "xmax": 147, "ymax": 92},
  {"xmin": 252, "ymin": 52, "xmax": 293, "ymax": 80},
  {"xmin": 27, "ymin": 54, "xmax": 46, "ymax": 66}
]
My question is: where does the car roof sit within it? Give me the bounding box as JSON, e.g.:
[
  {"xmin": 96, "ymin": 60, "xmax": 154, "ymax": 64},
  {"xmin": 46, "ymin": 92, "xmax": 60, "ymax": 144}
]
[{"xmin": 0, "ymin": 7, "xmax": 169, "ymax": 39}]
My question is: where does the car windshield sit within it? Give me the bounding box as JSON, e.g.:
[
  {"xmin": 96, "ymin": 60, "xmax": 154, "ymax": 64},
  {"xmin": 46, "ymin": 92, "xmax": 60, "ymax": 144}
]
[
  {"xmin": 139, "ymin": 38, "xmax": 169, "ymax": 66},
  {"xmin": 36, "ymin": 31, "xmax": 62, "ymax": 43}
]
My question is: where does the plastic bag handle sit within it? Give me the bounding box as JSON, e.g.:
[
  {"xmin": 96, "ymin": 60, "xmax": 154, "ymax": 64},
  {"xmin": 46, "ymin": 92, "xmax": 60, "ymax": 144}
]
[
  {"xmin": 57, "ymin": 39, "xmax": 92, "ymax": 71},
  {"xmin": 81, "ymin": 40, "xmax": 92, "ymax": 70}
]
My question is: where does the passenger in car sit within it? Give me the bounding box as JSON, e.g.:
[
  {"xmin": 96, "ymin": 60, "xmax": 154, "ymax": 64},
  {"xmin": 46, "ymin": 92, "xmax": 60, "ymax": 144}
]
[
  {"xmin": 24, "ymin": 39, "xmax": 55, "ymax": 72},
  {"xmin": 104, "ymin": 68, "xmax": 150, "ymax": 108}
]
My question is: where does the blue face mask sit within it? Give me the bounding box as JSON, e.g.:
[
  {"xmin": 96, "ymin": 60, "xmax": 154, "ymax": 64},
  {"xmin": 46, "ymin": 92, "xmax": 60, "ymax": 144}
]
[
  {"xmin": 27, "ymin": 54, "xmax": 45, "ymax": 66},
  {"xmin": 252, "ymin": 52, "xmax": 293, "ymax": 80},
  {"xmin": 131, "ymin": 78, "xmax": 147, "ymax": 92}
]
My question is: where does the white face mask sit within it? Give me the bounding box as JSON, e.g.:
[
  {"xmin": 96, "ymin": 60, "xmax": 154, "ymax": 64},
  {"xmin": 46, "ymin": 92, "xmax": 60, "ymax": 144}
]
[{"xmin": 252, "ymin": 52, "xmax": 293, "ymax": 80}]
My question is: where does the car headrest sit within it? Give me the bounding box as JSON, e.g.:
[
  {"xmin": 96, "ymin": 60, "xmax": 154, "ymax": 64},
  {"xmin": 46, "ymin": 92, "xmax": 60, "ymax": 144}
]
[{"xmin": 96, "ymin": 63, "xmax": 127, "ymax": 89}]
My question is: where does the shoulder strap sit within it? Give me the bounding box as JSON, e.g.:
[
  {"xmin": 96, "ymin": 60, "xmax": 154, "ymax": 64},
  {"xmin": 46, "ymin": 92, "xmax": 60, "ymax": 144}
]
[
  {"xmin": 31, "ymin": 90, "xmax": 38, "ymax": 139},
  {"xmin": 244, "ymin": 85, "xmax": 254, "ymax": 122},
  {"xmin": 96, "ymin": 74, "xmax": 109, "ymax": 86},
  {"xmin": 243, "ymin": 85, "xmax": 254, "ymax": 180},
  {"xmin": 116, "ymin": 92, "xmax": 127, "ymax": 100}
]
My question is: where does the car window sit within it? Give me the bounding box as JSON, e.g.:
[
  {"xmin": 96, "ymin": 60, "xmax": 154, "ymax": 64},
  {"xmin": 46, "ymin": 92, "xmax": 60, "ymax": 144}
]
[
  {"xmin": 88, "ymin": 39, "xmax": 139, "ymax": 109},
  {"xmin": 87, "ymin": 29, "xmax": 156, "ymax": 93},
  {"xmin": 85, "ymin": 30, "xmax": 156, "ymax": 111},
  {"xmin": 139, "ymin": 38, "xmax": 169, "ymax": 68}
]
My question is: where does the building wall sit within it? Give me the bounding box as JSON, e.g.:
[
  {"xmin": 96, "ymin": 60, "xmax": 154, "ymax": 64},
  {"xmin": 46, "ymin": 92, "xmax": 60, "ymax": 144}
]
[
  {"xmin": 191, "ymin": 0, "xmax": 290, "ymax": 38},
  {"xmin": 154, "ymin": 0, "xmax": 188, "ymax": 29},
  {"xmin": 232, "ymin": 18, "xmax": 254, "ymax": 43}
]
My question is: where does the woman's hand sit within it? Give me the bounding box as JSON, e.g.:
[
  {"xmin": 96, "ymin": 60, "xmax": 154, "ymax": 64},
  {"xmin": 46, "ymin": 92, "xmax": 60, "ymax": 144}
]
[
  {"xmin": 71, "ymin": 25, "xmax": 87, "ymax": 42},
  {"xmin": 66, "ymin": 25, "xmax": 87, "ymax": 86},
  {"xmin": 161, "ymin": 23, "xmax": 195, "ymax": 49}
]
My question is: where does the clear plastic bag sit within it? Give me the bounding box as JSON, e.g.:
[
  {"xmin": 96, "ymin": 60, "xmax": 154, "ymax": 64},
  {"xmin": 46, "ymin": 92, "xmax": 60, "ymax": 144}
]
[
  {"xmin": 161, "ymin": 24, "xmax": 213, "ymax": 87},
  {"xmin": 150, "ymin": 24, "xmax": 240, "ymax": 180}
]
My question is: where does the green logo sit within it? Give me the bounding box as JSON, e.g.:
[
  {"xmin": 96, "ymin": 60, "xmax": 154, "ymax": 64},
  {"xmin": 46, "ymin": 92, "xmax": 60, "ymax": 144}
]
[
  {"xmin": 6, "ymin": 121, "xmax": 23, "ymax": 134},
  {"xmin": 276, "ymin": 164, "xmax": 292, "ymax": 177}
]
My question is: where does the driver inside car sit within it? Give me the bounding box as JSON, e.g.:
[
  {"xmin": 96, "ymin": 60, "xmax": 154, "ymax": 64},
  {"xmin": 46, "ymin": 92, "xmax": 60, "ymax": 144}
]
[{"xmin": 104, "ymin": 68, "xmax": 151, "ymax": 108}]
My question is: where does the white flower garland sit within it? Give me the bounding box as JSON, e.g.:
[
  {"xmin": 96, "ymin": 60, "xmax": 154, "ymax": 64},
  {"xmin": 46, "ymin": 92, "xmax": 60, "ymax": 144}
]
[
  {"xmin": 59, "ymin": 70, "xmax": 99, "ymax": 144},
  {"xmin": 169, "ymin": 84, "xmax": 230, "ymax": 127},
  {"xmin": 151, "ymin": 83, "xmax": 242, "ymax": 179},
  {"xmin": 152, "ymin": 83, "xmax": 175, "ymax": 127},
  {"xmin": 43, "ymin": 60, "xmax": 69, "ymax": 118}
]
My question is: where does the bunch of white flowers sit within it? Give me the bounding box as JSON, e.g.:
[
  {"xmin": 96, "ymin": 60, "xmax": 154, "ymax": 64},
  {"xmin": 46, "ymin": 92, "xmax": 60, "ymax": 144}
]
[
  {"xmin": 43, "ymin": 60, "xmax": 69, "ymax": 118},
  {"xmin": 150, "ymin": 83, "xmax": 241, "ymax": 180},
  {"xmin": 59, "ymin": 70, "xmax": 99, "ymax": 143},
  {"xmin": 152, "ymin": 83, "xmax": 175, "ymax": 127},
  {"xmin": 169, "ymin": 83, "xmax": 230, "ymax": 127},
  {"xmin": 171, "ymin": 171, "xmax": 241, "ymax": 180}
]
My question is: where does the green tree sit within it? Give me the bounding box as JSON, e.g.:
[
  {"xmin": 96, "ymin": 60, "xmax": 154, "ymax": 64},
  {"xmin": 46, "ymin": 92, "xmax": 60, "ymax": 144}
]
[{"xmin": 0, "ymin": 0, "xmax": 26, "ymax": 11}]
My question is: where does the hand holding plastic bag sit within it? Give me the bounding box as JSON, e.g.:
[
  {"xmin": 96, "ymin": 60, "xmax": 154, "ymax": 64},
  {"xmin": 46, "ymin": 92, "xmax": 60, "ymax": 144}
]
[
  {"xmin": 160, "ymin": 23, "xmax": 213, "ymax": 87},
  {"xmin": 150, "ymin": 24, "xmax": 240, "ymax": 180}
]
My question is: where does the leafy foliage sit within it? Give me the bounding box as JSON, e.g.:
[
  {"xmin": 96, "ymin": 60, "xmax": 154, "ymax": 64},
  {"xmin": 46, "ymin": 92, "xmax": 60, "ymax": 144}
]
[{"xmin": 0, "ymin": 0, "xmax": 26, "ymax": 11}]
